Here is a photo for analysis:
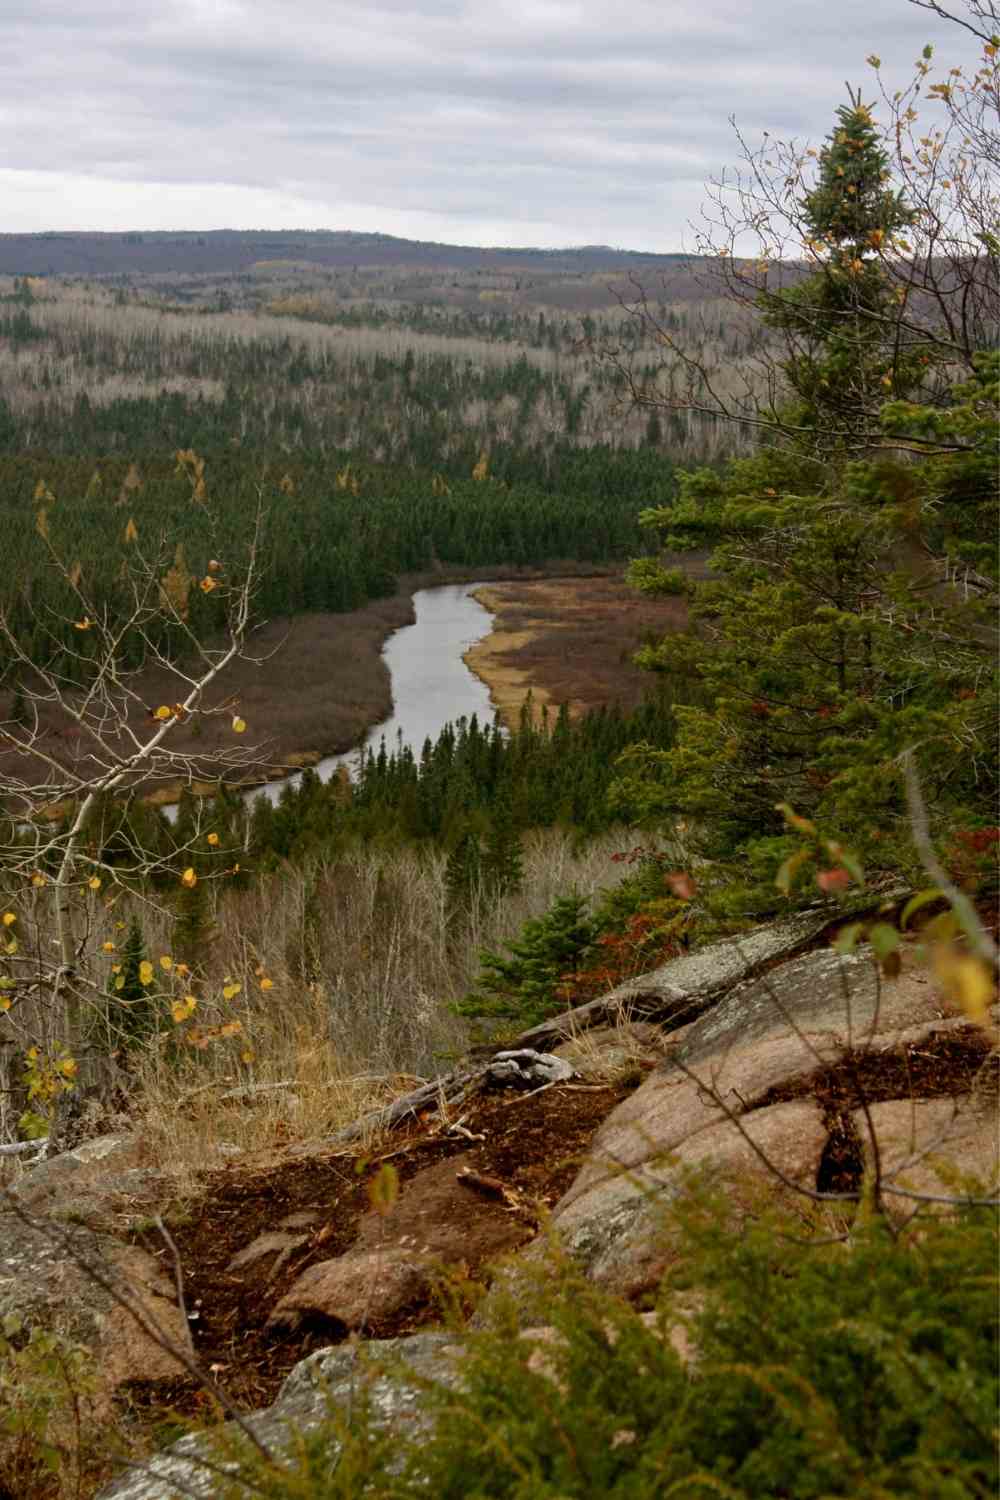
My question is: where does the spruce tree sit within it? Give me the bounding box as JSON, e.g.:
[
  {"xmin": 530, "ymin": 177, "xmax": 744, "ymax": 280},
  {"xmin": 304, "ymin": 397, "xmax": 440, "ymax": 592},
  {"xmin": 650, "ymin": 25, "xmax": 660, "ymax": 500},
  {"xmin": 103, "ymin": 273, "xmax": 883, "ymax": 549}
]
[
  {"xmin": 445, "ymin": 826, "xmax": 483, "ymax": 913},
  {"xmin": 481, "ymin": 790, "xmax": 524, "ymax": 899},
  {"xmin": 765, "ymin": 94, "xmax": 916, "ymax": 448},
  {"xmin": 620, "ymin": 91, "xmax": 998, "ymax": 904},
  {"xmin": 106, "ymin": 918, "xmax": 159, "ymax": 1053},
  {"xmin": 458, "ymin": 890, "xmax": 597, "ymax": 1028}
]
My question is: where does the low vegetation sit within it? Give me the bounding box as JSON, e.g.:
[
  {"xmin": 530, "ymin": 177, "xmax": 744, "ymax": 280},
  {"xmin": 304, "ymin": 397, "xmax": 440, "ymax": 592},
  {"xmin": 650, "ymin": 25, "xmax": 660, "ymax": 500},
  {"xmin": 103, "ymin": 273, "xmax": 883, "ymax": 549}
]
[
  {"xmin": 0, "ymin": 11, "xmax": 996, "ymax": 1498},
  {"xmin": 199, "ymin": 1183, "xmax": 998, "ymax": 1498}
]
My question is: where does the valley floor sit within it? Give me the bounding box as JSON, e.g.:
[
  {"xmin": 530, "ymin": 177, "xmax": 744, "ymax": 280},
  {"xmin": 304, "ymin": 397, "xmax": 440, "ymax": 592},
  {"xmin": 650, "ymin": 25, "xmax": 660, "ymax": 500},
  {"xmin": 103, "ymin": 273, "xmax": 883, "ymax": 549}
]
[{"xmin": 465, "ymin": 573, "xmax": 694, "ymax": 725}]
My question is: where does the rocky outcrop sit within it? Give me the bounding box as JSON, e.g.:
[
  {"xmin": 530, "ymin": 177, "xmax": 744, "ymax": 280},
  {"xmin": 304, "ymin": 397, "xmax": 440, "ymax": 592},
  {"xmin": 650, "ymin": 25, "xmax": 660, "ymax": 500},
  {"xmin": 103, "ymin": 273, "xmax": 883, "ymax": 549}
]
[
  {"xmin": 853, "ymin": 1094, "xmax": 999, "ymax": 1209},
  {"xmin": 6, "ymin": 1132, "xmax": 166, "ymax": 1234},
  {"xmin": 547, "ymin": 948, "xmax": 989, "ymax": 1286},
  {"xmin": 514, "ymin": 908, "xmax": 838, "ymax": 1050},
  {"xmin": 0, "ymin": 1206, "xmax": 190, "ymax": 1413},
  {"xmin": 97, "ymin": 1331, "xmax": 468, "ymax": 1500},
  {"xmin": 266, "ymin": 1150, "xmax": 532, "ymax": 1333},
  {"xmin": 5, "ymin": 917, "xmax": 993, "ymax": 1500}
]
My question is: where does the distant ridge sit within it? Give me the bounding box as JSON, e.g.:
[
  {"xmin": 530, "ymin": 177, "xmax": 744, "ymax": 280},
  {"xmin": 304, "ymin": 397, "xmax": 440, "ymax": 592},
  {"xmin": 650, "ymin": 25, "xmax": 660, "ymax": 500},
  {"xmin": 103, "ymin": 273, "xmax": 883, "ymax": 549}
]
[{"xmin": 0, "ymin": 228, "xmax": 697, "ymax": 278}]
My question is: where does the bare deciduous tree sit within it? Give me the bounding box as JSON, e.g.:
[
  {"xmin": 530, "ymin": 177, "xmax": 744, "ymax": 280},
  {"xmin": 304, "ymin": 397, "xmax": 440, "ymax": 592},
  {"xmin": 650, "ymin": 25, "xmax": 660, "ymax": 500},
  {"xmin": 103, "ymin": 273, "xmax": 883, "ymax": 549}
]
[{"xmin": 0, "ymin": 492, "xmax": 268, "ymax": 1144}]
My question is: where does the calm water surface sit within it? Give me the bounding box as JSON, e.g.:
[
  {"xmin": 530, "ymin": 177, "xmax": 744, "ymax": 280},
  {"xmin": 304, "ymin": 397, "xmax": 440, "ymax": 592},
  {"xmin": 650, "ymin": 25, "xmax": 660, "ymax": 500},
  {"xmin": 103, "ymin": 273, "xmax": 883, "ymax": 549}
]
[{"xmin": 252, "ymin": 582, "xmax": 497, "ymax": 806}]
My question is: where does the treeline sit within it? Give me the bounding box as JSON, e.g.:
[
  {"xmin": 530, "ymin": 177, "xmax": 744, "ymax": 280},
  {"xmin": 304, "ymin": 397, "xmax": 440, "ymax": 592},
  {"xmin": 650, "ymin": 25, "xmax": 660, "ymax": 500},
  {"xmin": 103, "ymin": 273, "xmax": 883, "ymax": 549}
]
[
  {"xmin": 0, "ymin": 286, "xmax": 750, "ymax": 467},
  {"xmin": 0, "ymin": 448, "xmax": 672, "ymax": 673},
  {"xmin": 28, "ymin": 696, "xmax": 680, "ymax": 904},
  {"xmin": 247, "ymin": 695, "xmax": 680, "ymax": 865},
  {"xmin": 0, "ymin": 331, "xmax": 673, "ymax": 461}
]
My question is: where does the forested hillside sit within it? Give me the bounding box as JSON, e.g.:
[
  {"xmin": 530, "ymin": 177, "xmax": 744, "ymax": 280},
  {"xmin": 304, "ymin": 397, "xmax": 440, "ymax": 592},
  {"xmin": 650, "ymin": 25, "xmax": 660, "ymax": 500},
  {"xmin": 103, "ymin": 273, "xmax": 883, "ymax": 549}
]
[
  {"xmin": 0, "ymin": 9, "xmax": 997, "ymax": 1499},
  {"xmin": 0, "ymin": 261, "xmax": 756, "ymax": 467},
  {"xmin": 0, "ymin": 448, "xmax": 667, "ymax": 666}
]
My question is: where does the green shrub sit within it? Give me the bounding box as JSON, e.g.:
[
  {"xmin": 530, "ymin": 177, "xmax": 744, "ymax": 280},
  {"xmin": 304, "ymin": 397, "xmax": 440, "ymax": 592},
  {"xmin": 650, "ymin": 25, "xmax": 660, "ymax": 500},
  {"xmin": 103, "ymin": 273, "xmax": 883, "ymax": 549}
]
[
  {"xmin": 409, "ymin": 1205, "xmax": 997, "ymax": 1498},
  {"xmin": 456, "ymin": 889, "xmax": 598, "ymax": 1030},
  {"xmin": 212, "ymin": 1186, "xmax": 998, "ymax": 1499},
  {"xmin": 0, "ymin": 1315, "xmax": 100, "ymax": 1499}
]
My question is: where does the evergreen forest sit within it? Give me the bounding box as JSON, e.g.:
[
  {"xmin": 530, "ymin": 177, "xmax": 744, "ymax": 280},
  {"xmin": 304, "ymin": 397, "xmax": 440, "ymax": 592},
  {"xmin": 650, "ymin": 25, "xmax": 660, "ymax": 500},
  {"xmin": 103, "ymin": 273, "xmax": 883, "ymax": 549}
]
[{"xmin": 0, "ymin": 11, "xmax": 997, "ymax": 1500}]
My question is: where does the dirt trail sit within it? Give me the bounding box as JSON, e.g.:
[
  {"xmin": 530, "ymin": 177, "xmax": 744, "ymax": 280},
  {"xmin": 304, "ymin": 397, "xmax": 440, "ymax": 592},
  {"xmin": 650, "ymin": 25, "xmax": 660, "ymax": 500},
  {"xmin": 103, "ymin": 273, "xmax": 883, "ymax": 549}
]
[{"xmin": 126, "ymin": 1074, "xmax": 639, "ymax": 1417}]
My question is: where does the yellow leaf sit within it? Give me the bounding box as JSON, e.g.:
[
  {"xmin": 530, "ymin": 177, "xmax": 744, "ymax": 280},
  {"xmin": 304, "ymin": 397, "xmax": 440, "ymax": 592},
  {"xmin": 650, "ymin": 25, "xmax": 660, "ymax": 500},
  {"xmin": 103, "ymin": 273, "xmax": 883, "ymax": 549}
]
[
  {"xmin": 102, "ymin": 941, "xmax": 116, "ymax": 953},
  {"xmin": 153, "ymin": 705, "xmax": 172, "ymax": 721},
  {"xmin": 933, "ymin": 950, "xmax": 995, "ymax": 1026},
  {"xmin": 0, "ymin": 998, "xmax": 10, "ymax": 1012},
  {"xmin": 260, "ymin": 976, "xmax": 274, "ymax": 991},
  {"xmin": 30, "ymin": 873, "xmax": 46, "ymax": 888},
  {"xmin": 367, "ymin": 1162, "xmax": 399, "ymax": 1217},
  {"xmin": 231, "ymin": 716, "xmax": 246, "ymax": 734},
  {"xmin": 35, "ymin": 508, "xmax": 49, "ymax": 540},
  {"xmin": 139, "ymin": 960, "xmax": 154, "ymax": 986},
  {"xmin": 222, "ymin": 981, "xmax": 242, "ymax": 1000},
  {"xmin": 58, "ymin": 1056, "xmax": 78, "ymax": 1078},
  {"xmin": 207, "ymin": 832, "xmax": 220, "ymax": 846},
  {"xmin": 2, "ymin": 912, "xmax": 15, "ymax": 927},
  {"xmin": 111, "ymin": 964, "xmax": 121, "ymax": 974},
  {"xmin": 88, "ymin": 876, "xmax": 102, "ymax": 891},
  {"xmin": 123, "ymin": 517, "xmax": 139, "ymax": 544},
  {"xmin": 114, "ymin": 976, "xmax": 124, "ymax": 990},
  {"xmin": 240, "ymin": 1048, "xmax": 254, "ymax": 1064},
  {"xmin": 181, "ymin": 868, "xmax": 197, "ymax": 889},
  {"xmin": 159, "ymin": 955, "xmax": 173, "ymax": 971},
  {"xmin": 171, "ymin": 995, "xmax": 197, "ymax": 1023}
]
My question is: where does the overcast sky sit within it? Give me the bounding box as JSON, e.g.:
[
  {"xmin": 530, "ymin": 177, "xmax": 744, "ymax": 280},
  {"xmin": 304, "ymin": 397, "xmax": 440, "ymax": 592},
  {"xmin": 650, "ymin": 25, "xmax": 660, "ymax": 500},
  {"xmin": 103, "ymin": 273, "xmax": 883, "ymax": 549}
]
[{"xmin": 0, "ymin": 0, "xmax": 980, "ymax": 250}]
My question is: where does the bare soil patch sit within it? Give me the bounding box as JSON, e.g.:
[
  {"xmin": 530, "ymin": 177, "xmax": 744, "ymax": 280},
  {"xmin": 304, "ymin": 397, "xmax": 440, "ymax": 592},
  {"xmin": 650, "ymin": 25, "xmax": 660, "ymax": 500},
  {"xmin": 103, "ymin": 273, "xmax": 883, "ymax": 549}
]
[
  {"xmin": 465, "ymin": 571, "xmax": 702, "ymax": 725},
  {"xmin": 125, "ymin": 1073, "xmax": 641, "ymax": 1419},
  {"xmin": 750, "ymin": 1026, "xmax": 996, "ymax": 1195}
]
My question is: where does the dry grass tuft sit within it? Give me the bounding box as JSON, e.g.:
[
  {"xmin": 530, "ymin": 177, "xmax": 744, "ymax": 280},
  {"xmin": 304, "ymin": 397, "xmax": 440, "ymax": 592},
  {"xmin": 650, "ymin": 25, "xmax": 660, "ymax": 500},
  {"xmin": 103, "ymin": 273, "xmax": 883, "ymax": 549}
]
[{"xmin": 123, "ymin": 829, "xmax": 633, "ymax": 1177}]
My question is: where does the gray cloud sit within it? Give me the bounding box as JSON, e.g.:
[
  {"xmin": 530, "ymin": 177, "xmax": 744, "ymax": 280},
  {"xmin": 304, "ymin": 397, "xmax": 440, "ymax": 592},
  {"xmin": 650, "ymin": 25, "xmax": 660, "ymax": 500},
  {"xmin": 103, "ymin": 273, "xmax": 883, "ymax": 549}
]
[{"xmin": 0, "ymin": 0, "xmax": 982, "ymax": 247}]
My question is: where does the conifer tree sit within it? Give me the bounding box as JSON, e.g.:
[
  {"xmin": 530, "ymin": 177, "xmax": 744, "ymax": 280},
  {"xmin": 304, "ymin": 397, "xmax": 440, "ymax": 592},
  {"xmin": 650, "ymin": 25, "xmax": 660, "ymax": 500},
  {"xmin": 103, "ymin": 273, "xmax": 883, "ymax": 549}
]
[
  {"xmin": 173, "ymin": 868, "xmax": 211, "ymax": 968},
  {"xmin": 458, "ymin": 890, "xmax": 597, "ymax": 1028},
  {"xmin": 764, "ymin": 93, "xmax": 917, "ymax": 448},
  {"xmin": 105, "ymin": 918, "xmax": 159, "ymax": 1053},
  {"xmin": 481, "ymin": 790, "xmax": 524, "ymax": 899},
  {"xmin": 444, "ymin": 826, "xmax": 483, "ymax": 913},
  {"xmin": 617, "ymin": 85, "xmax": 998, "ymax": 900}
]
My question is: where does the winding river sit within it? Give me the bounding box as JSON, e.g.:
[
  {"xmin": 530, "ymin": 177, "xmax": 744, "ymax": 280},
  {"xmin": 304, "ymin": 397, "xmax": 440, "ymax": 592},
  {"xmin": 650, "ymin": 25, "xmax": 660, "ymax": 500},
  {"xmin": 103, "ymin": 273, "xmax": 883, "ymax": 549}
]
[{"xmin": 251, "ymin": 582, "xmax": 498, "ymax": 806}]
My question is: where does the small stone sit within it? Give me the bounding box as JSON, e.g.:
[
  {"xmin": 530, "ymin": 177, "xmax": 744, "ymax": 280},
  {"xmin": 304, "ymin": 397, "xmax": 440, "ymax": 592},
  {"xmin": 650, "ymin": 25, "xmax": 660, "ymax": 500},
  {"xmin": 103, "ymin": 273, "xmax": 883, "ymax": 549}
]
[{"xmin": 226, "ymin": 1231, "xmax": 309, "ymax": 1275}]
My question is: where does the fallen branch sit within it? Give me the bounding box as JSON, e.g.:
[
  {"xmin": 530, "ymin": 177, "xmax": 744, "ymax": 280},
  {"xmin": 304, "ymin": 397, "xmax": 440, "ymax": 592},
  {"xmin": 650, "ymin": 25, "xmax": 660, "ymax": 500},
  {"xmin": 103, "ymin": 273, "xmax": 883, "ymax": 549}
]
[{"xmin": 0, "ymin": 1137, "xmax": 48, "ymax": 1158}]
